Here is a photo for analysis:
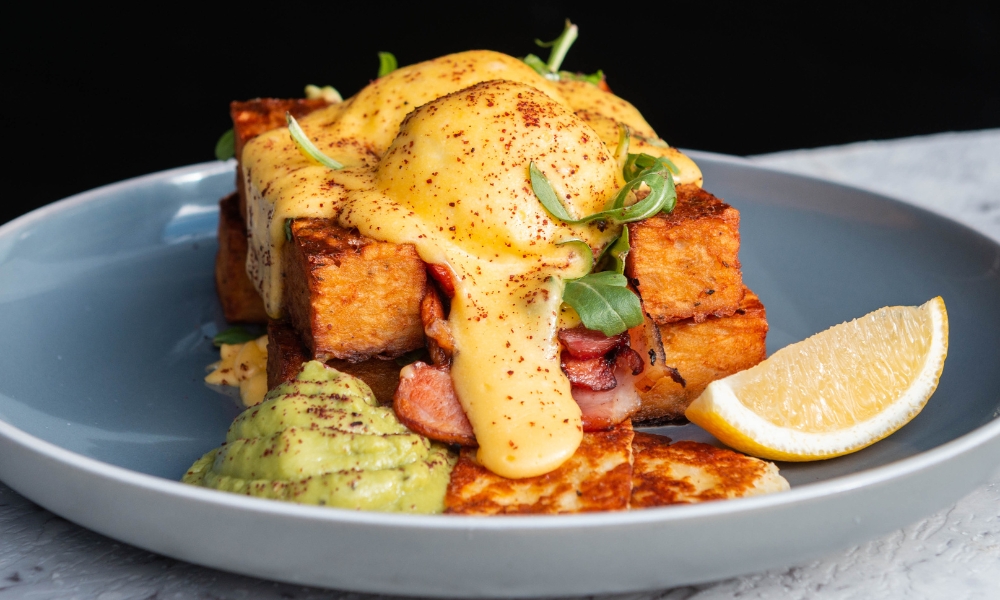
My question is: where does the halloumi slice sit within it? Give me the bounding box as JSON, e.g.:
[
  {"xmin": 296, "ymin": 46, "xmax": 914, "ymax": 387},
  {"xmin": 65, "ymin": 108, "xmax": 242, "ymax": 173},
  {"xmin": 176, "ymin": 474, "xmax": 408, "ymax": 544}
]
[
  {"xmin": 445, "ymin": 422, "xmax": 634, "ymax": 515},
  {"xmin": 630, "ymin": 433, "xmax": 789, "ymax": 508}
]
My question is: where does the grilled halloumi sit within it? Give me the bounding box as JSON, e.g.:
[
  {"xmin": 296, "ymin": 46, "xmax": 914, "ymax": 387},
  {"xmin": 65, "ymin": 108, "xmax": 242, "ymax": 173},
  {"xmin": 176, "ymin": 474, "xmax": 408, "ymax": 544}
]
[
  {"xmin": 444, "ymin": 424, "xmax": 788, "ymax": 514},
  {"xmin": 630, "ymin": 433, "xmax": 789, "ymax": 508},
  {"xmin": 445, "ymin": 421, "xmax": 635, "ymax": 515}
]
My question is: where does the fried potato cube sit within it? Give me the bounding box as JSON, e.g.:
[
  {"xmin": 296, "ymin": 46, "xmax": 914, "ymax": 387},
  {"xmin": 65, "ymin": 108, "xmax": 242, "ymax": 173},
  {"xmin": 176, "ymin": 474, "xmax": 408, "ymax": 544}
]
[
  {"xmin": 634, "ymin": 288, "xmax": 768, "ymax": 423},
  {"xmin": 230, "ymin": 98, "xmax": 329, "ymax": 217},
  {"xmin": 215, "ymin": 192, "xmax": 268, "ymax": 324},
  {"xmin": 627, "ymin": 184, "xmax": 744, "ymax": 324},
  {"xmin": 445, "ymin": 421, "xmax": 634, "ymax": 515},
  {"xmin": 630, "ymin": 433, "xmax": 788, "ymax": 507},
  {"xmin": 266, "ymin": 319, "xmax": 402, "ymax": 405},
  {"xmin": 283, "ymin": 218, "xmax": 427, "ymax": 363}
]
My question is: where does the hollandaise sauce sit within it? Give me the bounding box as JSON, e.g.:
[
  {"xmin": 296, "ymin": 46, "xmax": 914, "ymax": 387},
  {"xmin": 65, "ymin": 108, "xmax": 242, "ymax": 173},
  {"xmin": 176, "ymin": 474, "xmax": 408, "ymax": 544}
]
[{"xmin": 340, "ymin": 81, "xmax": 621, "ymax": 477}]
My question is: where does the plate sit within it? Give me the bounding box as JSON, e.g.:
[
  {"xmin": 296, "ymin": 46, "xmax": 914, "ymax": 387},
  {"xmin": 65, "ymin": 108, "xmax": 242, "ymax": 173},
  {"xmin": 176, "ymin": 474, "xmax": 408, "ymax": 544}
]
[{"xmin": 0, "ymin": 153, "xmax": 998, "ymax": 597}]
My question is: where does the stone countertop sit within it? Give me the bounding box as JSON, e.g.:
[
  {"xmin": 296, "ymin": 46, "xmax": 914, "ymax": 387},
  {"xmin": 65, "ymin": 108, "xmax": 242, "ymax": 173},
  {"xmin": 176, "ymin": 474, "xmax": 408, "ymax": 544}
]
[{"xmin": 2, "ymin": 130, "xmax": 999, "ymax": 599}]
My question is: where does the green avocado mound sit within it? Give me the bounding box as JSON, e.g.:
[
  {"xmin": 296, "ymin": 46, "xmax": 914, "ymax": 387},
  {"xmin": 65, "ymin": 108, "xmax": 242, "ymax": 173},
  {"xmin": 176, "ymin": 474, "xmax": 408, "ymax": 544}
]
[{"xmin": 183, "ymin": 360, "xmax": 456, "ymax": 513}]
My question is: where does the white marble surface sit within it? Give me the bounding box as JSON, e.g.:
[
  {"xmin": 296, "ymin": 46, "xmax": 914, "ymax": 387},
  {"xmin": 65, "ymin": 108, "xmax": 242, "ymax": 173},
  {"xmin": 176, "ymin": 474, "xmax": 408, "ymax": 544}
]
[{"xmin": 2, "ymin": 130, "xmax": 999, "ymax": 599}]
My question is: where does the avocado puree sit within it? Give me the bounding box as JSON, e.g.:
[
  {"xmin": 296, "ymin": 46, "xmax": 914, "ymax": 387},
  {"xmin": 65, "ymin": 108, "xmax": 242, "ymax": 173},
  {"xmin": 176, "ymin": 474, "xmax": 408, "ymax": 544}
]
[{"xmin": 183, "ymin": 360, "xmax": 456, "ymax": 513}]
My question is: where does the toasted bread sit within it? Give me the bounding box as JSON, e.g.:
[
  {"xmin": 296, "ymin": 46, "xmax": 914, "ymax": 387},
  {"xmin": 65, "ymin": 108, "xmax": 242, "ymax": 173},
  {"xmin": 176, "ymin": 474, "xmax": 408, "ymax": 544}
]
[
  {"xmin": 633, "ymin": 288, "xmax": 768, "ymax": 423},
  {"xmin": 215, "ymin": 193, "xmax": 268, "ymax": 324},
  {"xmin": 628, "ymin": 184, "xmax": 744, "ymax": 324},
  {"xmin": 630, "ymin": 433, "xmax": 789, "ymax": 507},
  {"xmin": 266, "ymin": 319, "xmax": 402, "ymax": 405},
  {"xmin": 283, "ymin": 218, "xmax": 427, "ymax": 363},
  {"xmin": 445, "ymin": 421, "xmax": 634, "ymax": 515}
]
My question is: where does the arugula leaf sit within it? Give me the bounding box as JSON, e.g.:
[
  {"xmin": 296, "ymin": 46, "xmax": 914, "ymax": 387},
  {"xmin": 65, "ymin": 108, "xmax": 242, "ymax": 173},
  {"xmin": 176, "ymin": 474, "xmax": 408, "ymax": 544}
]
[
  {"xmin": 562, "ymin": 272, "xmax": 643, "ymax": 336},
  {"xmin": 522, "ymin": 53, "xmax": 550, "ymax": 77},
  {"xmin": 213, "ymin": 326, "xmax": 259, "ymax": 347},
  {"xmin": 556, "ymin": 238, "xmax": 594, "ymax": 279},
  {"xmin": 613, "ymin": 123, "xmax": 630, "ymax": 173},
  {"xmin": 573, "ymin": 271, "xmax": 627, "ymax": 286},
  {"xmin": 535, "ymin": 19, "xmax": 578, "ymax": 73},
  {"xmin": 558, "ymin": 69, "xmax": 604, "ymax": 86},
  {"xmin": 529, "ymin": 162, "xmax": 575, "ymax": 222},
  {"xmin": 214, "ymin": 129, "xmax": 235, "ymax": 161},
  {"xmin": 523, "ymin": 20, "xmax": 602, "ymax": 85},
  {"xmin": 529, "ymin": 159, "xmax": 676, "ymax": 226},
  {"xmin": 286, "ymin": 112, "xmax": 345, "ymax": 170},
  {"xmin": 378, "ymin": 52, "xmax": 398, "ymax": 77},
  {"xmin": 596, "ymin": 226, "xmax": 629, "ymax": 275},
  {"xmin": 623, "ymin": 152, "xmax": 679, "ymax": 180}
]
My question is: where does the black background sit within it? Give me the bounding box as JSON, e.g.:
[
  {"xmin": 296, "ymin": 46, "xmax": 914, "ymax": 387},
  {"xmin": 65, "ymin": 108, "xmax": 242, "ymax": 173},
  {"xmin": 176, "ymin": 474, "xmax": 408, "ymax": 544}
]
[{"xmin": 4, "ymin": 1, "xmax": 998, "ymax": 225}]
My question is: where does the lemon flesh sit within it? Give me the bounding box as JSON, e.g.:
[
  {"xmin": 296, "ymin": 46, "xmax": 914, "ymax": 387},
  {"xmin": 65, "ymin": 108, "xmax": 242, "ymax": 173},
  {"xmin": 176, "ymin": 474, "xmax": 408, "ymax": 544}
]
[{"xmin": 685, "ymin": 297, "xmax": 948, "ymax": 461}]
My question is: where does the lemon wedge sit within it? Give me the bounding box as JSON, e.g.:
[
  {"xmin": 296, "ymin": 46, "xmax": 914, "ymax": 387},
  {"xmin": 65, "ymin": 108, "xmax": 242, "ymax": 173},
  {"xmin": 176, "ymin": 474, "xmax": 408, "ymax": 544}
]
[{"xmin": 685, "ymin": 297, "xmax": 948, "ymax": 461}]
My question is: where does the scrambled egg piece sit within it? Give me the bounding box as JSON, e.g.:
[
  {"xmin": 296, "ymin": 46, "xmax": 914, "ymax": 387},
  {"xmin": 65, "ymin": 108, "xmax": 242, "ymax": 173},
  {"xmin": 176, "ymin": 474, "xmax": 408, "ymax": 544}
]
[{"xmin": 205, "ymin": 335, "xmax": 268, "ymax": 407}]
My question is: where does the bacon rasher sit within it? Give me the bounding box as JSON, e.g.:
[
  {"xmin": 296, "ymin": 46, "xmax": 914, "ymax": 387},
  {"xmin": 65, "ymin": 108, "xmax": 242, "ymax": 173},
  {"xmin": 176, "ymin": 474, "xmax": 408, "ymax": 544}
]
[{"xmin": 394, "ymin": 362, "xmax": 475, "ymax": 446}]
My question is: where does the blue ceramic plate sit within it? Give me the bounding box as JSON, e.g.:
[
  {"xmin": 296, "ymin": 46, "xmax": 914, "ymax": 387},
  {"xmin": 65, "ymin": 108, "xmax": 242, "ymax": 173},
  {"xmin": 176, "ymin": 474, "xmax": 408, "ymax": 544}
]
[{"xmin": 0, "ymin": 155, "xmax": 998, "ymax": 597}]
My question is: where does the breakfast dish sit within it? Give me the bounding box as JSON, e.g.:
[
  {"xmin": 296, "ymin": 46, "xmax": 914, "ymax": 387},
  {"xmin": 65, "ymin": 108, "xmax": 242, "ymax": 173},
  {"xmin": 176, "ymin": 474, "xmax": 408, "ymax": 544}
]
[
  {"xmin": 0, "ymin": 150, "xmax": 994, "ymax": 595},
  {"xmin": 193, "ymin": 22, "xmax": 951, "ymax": 515},
  {"xmin": 193, "ymin": 23, "xmax": 797, "ymax": 512}
]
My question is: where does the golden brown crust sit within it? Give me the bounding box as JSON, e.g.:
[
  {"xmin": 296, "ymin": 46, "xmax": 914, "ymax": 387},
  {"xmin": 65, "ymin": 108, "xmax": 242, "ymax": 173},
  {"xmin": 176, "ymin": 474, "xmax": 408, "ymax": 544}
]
[
  {"xmin": 630, "ymin": 433, "xmax": 788, "ymax": 508},
  {"xmin": 265, "ymin": 319, "xmax": 402, "ymax": 404},
  {"xmin": 633, "ymin": 288, "xmax": 768, "ymax": 423},
  {"xmin": 628, "ymin": 185, "xmax": 744, "ymax": 324},
  {"xmin": 230, "ymin": 98, "xmax": 330, "ymax": 217},
  {"xmin": 445, "ymin": 421, "xmax": 634, "ymax": 515},
  {"xmin": 265, "ymin": 319, "xmax": 311, "ymax": 390},
  {"xmin": 215, "ymin": 193, "xmax": 268, "ymax": 324},
  {"xmin": 282, "ymin": 218, "xmax": 427, "ymax": 363}
]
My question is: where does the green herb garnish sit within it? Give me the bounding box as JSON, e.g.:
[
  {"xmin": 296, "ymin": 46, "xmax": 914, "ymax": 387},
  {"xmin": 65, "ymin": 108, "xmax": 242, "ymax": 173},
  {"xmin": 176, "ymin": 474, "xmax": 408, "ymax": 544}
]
[
  {"xmin": 286, "ymin": 112, "xmax": 345, "ymax": 170},
  {"xmin": 622, "ymin": 152, "xmax": 679, "ymax": 179},
  {"xmin": 529, "ymin": 157, "xmax": 676, "ymax": 226},
  {"xmin": 561, "ymin": 229, "xmax": 638, "ymax": 336},
  {"xmin": 522, "ymin": 53, "xmax": 550, "ymax": 77},
  {"xmin": 284, "ymin": 218, "xmax": 294, "ymax": 241},
  {"xmin": 596, "ymin": 226, "xmax": 629, "ymax": 276},
  {"xmin": 214, "ymin": 129, "xmax": 235, "ymax": 161},
  {"xmin": 523, "ymin": 20, "xmax": 603, "ymax": 85},
  {"xmin": 530, "ymin": 162, "xmax": 575, "ymax": 222},
  {"xmin": 559, "ymin": 69, "xmax": 605, "ymax": 86},
  {"xmin": 556, "ymin": 238, "xmax": 594, "ymax": 279},
  {"xmin": 563, "ymin": 272, "xmax": 643, "ymax": 336},
  {"xmin": 613, "ymin": 123, "xmax": 630, "ymax": 173},
  {"xmin": 213, "ymin": 326, "xmax": 259, "ymax": 347},
  {"xmin": 534, "ymin": 19, "xmax": 578, "ymax": 75},
  {"xmin": 378, "ymin": 52, "xmax": 398, "ymax": 77}
]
